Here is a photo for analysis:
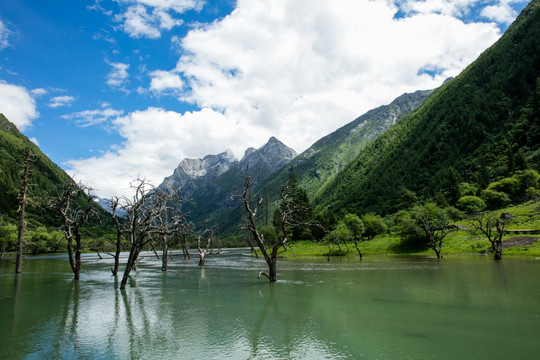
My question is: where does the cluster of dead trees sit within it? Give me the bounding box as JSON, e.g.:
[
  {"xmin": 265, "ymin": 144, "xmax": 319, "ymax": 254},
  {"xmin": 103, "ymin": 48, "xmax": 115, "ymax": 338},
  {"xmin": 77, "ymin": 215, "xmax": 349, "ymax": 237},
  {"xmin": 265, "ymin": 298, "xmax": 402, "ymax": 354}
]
[{"xmin": 43, "ymin": 177, "xmax": 220, "ymax": 289}]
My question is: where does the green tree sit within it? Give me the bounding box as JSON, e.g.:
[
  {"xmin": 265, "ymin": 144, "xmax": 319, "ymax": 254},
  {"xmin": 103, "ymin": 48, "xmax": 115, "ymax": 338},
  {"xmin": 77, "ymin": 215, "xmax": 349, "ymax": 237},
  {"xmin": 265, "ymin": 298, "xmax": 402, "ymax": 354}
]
[
  {"xmin": 362, "ymin": 214, "xmax": 387, "ymax": 240},
  {"xmin": 322, "ymin": 222, "xmax": 350, "ymax": 259},
  {"xmin": 481, "ymin": 189, "xmax": 512, "ymax": 209},
  {"xmin": 456, "ymin": 196, "xmax": 486, "ymax": 214},
  {"xmin": 343, "ymin": 213, "xmax": 365, "ymax": 258},
  {"xmin": 397, "ymin": 203, "xmax": 455, "ymax": 259}
]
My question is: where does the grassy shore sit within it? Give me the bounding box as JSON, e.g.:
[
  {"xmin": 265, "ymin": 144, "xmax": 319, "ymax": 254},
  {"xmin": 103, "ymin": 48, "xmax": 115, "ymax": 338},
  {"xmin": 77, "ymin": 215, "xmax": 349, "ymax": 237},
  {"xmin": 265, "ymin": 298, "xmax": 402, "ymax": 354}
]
[{"xmin": 276, "ymin": 201, "xmax": 540, "ymax": 258}]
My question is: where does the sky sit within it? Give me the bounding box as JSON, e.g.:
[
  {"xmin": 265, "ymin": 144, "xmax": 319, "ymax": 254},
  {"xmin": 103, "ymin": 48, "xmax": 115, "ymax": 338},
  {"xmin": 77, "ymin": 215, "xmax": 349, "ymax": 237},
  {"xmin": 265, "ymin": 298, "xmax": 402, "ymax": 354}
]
[{"xmin": 0, "ymin": 0, "xmax": 530, "ymax": 198}]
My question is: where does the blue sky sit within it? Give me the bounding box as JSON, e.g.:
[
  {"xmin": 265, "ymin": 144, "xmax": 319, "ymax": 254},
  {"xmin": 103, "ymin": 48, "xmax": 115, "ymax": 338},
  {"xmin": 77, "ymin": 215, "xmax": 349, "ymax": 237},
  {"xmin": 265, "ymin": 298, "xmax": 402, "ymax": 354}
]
[{"xmin": 0, "ymin": 0, "xmax": 530, "ymax": 197}]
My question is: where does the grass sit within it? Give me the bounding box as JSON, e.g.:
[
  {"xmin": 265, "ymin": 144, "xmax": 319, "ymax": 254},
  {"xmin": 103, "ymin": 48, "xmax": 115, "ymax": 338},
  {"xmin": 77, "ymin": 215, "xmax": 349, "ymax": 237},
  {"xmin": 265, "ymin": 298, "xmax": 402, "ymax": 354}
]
[{"xmin": 276, "ymin": 201, "xmax": 540, "ymax": 259}]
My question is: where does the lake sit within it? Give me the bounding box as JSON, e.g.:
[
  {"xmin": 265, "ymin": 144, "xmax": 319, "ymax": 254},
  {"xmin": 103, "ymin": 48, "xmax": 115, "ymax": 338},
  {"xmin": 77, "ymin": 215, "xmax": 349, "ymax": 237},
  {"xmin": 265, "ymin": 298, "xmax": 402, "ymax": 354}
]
[{"xmin": 1, "ymin": 250, "xmax": 539, "ymax": 359}]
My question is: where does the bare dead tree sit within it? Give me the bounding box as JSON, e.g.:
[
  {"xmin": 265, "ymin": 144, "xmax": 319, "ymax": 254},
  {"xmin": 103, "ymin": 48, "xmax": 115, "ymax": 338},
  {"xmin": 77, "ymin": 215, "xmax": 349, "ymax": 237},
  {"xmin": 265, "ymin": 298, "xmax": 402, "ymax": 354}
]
[
  {"xmin": 196, "ymin": 225, "xmax": 219, "ymax": 266},
  {"xmin": 50, "ymin": 181, "xmax": 97, "ymax": 280},
  {"xmin": 154, "ymin": 188, "xmax": 188, "ymax": 272},
  {"xmin": 16, "ymin": 147, "xmax": 32, "ymax": 274},
  {"xmin": 471, "ymin": 212, "xmax": 510, "ymax": 260},
  {"xmin": 119, "ymin": 178, "xmax": 160, "ymax": 290},
  {"xmin": 236, "ymin": 166, "xmax": 320, "ymax": 282},
  {"xmin": 180, "ymin": 221, "xmax": 193, "ymax": 260}
]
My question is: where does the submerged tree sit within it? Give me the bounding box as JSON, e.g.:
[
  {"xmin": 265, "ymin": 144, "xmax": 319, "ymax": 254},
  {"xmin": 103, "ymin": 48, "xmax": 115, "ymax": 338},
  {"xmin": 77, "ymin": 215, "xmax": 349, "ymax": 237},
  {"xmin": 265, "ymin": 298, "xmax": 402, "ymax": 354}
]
[
  {"xmin": 196, "ymin": 226, "xmax": 219, "ymax": 266},
  {"xmin": 155, "ymin": 189, "xmax": 187, "ymax": 272},
  {"xmin": 237, "ymin": 166, "xmax": 320, "ymax": 282},
  {"xmin": 16, "ymin": 148, "xmax": 32, "ymax": 274},
  {"xmin": 471, "ymin": 212, "xmax": 510, "ymax": 260},
  {"xmin": 50, "ymin": 182, "xmax": 97, "ymax": 280},
  {"xmin": 119, "ymin": 179, "xmax": 187, "ymax": 289}
]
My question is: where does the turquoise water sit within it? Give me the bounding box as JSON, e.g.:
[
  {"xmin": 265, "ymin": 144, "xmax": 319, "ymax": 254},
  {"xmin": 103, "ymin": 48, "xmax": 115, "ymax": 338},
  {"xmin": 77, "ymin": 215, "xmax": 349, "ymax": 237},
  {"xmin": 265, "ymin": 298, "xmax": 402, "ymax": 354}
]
[{"xmin": 1, "ymin": 250, "xmax": 539, "ymax": 359}]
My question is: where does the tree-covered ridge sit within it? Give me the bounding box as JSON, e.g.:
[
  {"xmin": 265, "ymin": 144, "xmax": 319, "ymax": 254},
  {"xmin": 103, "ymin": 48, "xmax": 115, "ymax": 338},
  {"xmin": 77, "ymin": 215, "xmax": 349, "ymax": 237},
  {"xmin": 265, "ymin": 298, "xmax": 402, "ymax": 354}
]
[
  {"xmin": 0, "ymin": 113, "xmax": 73, "ymax": 226},
  {"xmin": 315, "ymin": 0, "xmax": 540, "ymax": 217}
]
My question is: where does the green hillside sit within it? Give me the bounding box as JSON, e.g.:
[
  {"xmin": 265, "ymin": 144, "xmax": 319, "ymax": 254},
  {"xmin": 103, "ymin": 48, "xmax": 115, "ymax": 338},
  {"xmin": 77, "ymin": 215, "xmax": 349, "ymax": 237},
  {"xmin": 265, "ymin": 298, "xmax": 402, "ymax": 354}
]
[
  {"xmin": 0, "ymin": 114, "xmax": 114, "ymax": 254},
  {"xmin": 0, "ymin": 114, "xmax": 75, "ymax": 226},
  {"xmin": 316, "ymin": 0, "xmax": 540, "ymax": 217}
]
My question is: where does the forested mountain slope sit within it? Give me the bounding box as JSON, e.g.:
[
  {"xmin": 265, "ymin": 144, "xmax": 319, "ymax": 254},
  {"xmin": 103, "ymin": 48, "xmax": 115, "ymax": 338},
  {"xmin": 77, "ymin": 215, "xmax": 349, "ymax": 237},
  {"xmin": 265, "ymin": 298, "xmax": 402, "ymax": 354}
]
[
  {"xmin": 254, "ymin": 88, "xmax": 434, "ymax": 204},
  {"xmin": 315, "ymin": 0, "xmax": 540, "ymax": 216},
  {"xmin": 0, "ymin": 114, "xmax": 75, "ymax": 226},
  {"xmin": 0, "ymin": 114, "xmax": 108, "ymax": 229}
]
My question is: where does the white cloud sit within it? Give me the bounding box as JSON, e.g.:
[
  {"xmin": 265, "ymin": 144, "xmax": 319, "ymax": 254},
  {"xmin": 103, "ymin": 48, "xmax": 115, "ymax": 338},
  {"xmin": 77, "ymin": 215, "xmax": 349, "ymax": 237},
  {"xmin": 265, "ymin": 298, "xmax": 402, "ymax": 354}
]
[
  {"xmin": 174, "ymin": 0, "xmax": 502, "ymax": 153},
  {"xmin": 29, "ymin": 137, "xmax": 39, "ymax": 146},
  {"xmin": 71, "ymin": 0, "xmax": 519, "ymax": 198},
  {"xmin": 149, "ymin": 69, "xmax": 184, "ymax": 93},
  {"xmin": 396, "ymin": 0, "xmax": 482, "ymax": 17},
  {"xmin": 0, "ymin": 19, "xmax": 10, "ymax": 50},
  {"xmin": 65, "ymin": 107, "xmax": 261, "ymax": 198},
  {"xmin": 0, "ymin": 81, "xmax": 38, "ymax": 130},
  {"xmin": 48, "ymin": 95, "xmax": 76, "ymax": 108},
  {"xmin": 31, "ymin": 88, "xmax": 48, "ymax": 97},
  {"xmin": 481, "ymin": 1, "xmax": 518, "ymax": 24},
  {"xmin": 106, "ymin": 61, "xmax": 130, "ymax": 88},
  {"xmin": 113, "ymin": 0, "xmax": 204, "ymax": 38},
  {"xmin": 62, "ymin": 107, "xmax": 124, "ymax": 127}
]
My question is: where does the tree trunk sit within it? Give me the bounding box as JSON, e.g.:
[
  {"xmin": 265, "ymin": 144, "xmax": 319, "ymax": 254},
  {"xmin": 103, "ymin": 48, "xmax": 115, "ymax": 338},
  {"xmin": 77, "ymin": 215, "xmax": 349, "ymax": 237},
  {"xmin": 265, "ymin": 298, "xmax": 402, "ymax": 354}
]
[
  {"xmin": 16, "ymin": 148, "xmax": 31, "ymax": 274},
  {"xmin": 111, "ymin": 228, "xmax": 122, "ymax": 276},
  {"xmin": 74, "ymin": 229, "xmax": 82, "ymax": 280},
  {"xmin": 66, "ymin": 230, "xmax": 76, "ymax": 277},
  {"xmin": 162, "ymin": 241, "xmax": 168, "ymax": 271},
  {"xmin": 268, "ymin": 257, "xmax": 277, "ymax": 282},
  {"xmin": 494, "ymin": 242, "xmax": 503, "ymax": 260},
  {"xmin": 199, "ymin": 251, "xmax": 205, "ymax": 266},
  {"xmin": 353, "ymin": 241, "xmax": 363, "ymax": 259},
  {"xmin": 120, "ymin": 246, "xmax": 139, "ymax": 289},
  {"xmin": 182, "ymin": 242, "xmax": 190, "ymax": 260}
]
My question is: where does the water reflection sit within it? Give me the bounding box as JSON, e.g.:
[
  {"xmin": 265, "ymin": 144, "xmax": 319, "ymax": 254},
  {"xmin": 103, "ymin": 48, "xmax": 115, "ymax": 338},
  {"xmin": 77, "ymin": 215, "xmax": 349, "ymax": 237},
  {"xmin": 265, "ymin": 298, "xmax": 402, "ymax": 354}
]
[{"xmin": 1, "ymin": 253, "xmax": 539, "ymax": 359}]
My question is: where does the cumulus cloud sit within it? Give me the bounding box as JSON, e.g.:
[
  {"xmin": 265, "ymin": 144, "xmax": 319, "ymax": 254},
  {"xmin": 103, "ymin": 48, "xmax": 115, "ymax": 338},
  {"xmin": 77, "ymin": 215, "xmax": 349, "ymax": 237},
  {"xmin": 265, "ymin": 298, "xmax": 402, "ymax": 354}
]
[
  {"xmin": 49, "ymin": 95, "xmax": 76, "ymax": 108},
  {"xmin": 31, "ymin": 88, "xmax": 48, "ymax": 97},
  {"xmin": 149, "ymin": 69, "xmax": 184, "ymax": 93},
  {"xmin": 0, "ymin": 81, "xmax": 38, "ymax": 130},
  {"xmin": 65, "ymin": 107, "xmax": 262, "ymax": 198},
  {"xmin": 481, "ymin": 1, "xmax": 519, "ymax": 24},
  {"xmin": 174, "ymin": 0, "xmax": 502, "ymax": 152},
  {"xmin": 106, "ymin": 61, "xmax": 130, "ymax": 89},
  {"xmin": 71, "ymin": 0, "xmax": 518, "ymax": 198},
  {"xmin": 396, "ymin": 0, "xmax": 481, "ymax": 17},
  {"xmin": 62, "ymin": 106, "xmax": 124, "ymax": 127},
  {"xmin": 113, "ymin": 0, "xmax": 204, "ymax": 38}
]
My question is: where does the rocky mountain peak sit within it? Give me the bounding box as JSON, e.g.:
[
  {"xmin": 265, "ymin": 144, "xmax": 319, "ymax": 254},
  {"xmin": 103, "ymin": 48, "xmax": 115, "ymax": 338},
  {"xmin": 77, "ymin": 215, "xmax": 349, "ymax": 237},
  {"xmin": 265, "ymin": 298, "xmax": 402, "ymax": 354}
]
[{"xmin": 240, "ymin": 137, "xmax": 297, "ymax": 170}]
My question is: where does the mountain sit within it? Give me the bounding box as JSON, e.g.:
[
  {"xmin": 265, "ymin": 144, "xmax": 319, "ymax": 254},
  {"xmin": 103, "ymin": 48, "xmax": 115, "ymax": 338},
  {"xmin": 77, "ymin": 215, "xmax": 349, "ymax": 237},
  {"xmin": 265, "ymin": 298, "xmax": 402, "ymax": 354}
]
[
  {"xmin": 253, "ymin": 88, "xmax": 435, "ymax": 206},
  {"xmin": 315, "ymin": 0, "xmax": 540, "ymax": 217},
  {"xmin": 158, "ymin": 137, "xmax": 297, "ymax": 234}
]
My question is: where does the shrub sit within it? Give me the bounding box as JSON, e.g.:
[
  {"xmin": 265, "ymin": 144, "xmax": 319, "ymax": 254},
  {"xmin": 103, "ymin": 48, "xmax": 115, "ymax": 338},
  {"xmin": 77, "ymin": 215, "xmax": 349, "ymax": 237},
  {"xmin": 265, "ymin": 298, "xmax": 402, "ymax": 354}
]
[
  {"xmin": 481, "ymin": 189, "xmax": 511, "ymax": 209},
  {"xmin": 456, "ymin": 196, "xmax": 486, "ymax": 214},
  {"xmin": 486, "ymin": 177, "xmax": 519, "ymax": 195}
]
